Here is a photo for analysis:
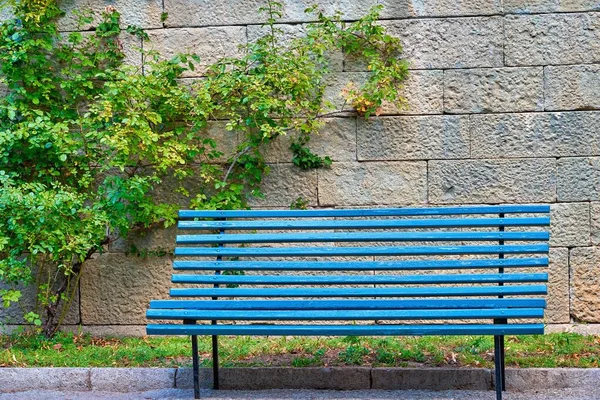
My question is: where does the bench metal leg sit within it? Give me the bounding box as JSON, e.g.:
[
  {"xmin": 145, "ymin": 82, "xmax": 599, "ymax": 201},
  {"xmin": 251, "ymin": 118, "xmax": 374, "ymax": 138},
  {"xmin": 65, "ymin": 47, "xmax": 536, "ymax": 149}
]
[
  {"xmin": 184, "ymin": 320, "xmax": 201, "ymax": 399},
  {"xmin": 494, "ymin": 335, "xmax": 504, "ymax": 400},
  {"xmin": 500, "ymin": 335, "xmax": 506, "ymax": 391},
  {"xmin": 212, "ymin": 334, "xmax": 219, "ymax": 389}
]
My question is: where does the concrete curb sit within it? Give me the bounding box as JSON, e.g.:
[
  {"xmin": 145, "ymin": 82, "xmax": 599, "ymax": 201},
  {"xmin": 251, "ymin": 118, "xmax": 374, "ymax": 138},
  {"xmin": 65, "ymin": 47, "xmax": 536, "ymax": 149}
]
[{"xmin": 1, "ymin": 367, "xmax": 599, "ymax": 393}]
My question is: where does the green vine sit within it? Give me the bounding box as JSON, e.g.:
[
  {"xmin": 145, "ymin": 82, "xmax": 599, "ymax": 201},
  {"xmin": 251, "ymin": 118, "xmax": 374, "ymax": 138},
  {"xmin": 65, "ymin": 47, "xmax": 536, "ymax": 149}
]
[{"xmin": 0, "ymin": 0, "xmax": 408, "ymax": 336}]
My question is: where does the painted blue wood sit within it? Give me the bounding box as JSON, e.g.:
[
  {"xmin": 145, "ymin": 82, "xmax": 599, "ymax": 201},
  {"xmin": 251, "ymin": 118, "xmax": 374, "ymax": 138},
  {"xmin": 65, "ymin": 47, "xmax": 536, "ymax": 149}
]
[
  {"xmin": 173, "ymin": 257, "xmax": 549, "ymax": 271},
  {"xmin": 149, "ymin": 298, "xmax": 547, "ymax": 310},
  {"xmin": 176, "ymin": 231, "xmax": 549, "ymax": 244},
  {"xmin": 146, "ymin": 308, "xmax": 545, "ymax": 320},
  {"xmin": 178, "ymin": 217, "xmax": 551, "ymax": 231},
  {"xmin": 146, "ymin": 323, "xmax": 545, "ymax": 336},
  {"xmin": 171, "ymin": 273, "xmax": 549, "ymax": 285},
  {"xmin": 174, "ymin": 244, "xmax": 549, "ymax": 257},
  {"xmin": 179, "ymin": 205, "xmax": 550, "ymax": 219},
  {"xmin": 169, "ymin": 285, "xmax": 547, "ymax": 298}
]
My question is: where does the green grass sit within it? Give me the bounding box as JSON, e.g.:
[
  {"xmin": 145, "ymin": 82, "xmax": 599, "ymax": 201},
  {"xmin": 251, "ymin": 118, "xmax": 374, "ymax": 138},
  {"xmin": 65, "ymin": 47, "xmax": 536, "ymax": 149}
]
[{"xmin": 1, "ymin": 331, "xmax": 599, "ymax": 368}]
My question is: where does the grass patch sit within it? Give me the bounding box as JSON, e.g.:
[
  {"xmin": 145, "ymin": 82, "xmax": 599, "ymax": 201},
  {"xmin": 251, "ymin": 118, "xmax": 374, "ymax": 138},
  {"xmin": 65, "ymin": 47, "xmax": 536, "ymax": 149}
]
[{"xmin": 1, "ymin": 331, "xmax": 599, "ymax": 368}]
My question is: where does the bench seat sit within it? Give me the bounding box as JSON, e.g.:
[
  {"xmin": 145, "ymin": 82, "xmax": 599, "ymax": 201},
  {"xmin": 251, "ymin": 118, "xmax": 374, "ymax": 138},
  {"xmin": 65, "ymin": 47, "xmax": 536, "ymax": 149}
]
[{"xmin": 146, "ymin": 205, "xmax": 550, "ymax": 400}]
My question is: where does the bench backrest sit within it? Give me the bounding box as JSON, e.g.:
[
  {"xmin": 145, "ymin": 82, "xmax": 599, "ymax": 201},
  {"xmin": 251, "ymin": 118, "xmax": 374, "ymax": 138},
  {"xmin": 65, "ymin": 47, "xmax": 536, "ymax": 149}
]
[{"xmin": 159, "ymin": 205, "xmax": 549, "ymax": 320}]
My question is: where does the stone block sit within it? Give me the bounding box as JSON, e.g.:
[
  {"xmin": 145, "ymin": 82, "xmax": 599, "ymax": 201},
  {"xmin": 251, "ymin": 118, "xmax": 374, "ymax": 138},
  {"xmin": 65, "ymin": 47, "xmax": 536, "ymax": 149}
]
[
  {"xmin": 570, "ymin": 247, "xmax": 600, "ymax": 322},
  {"xmin": 444, "ymin": 67, "xmax": 544, "ymax": 114},
  {"xmin": 505, "ymin": 13, "xmax": 600, "ymax": 66},
  {"xmin": 371, "ymin": 368, "xmax": 492, "ymax": 390},
  {"xmin": 338, "ymin": 0, "xmax": 502, "ymax": 19},
  {"xmin": 546, "ymin": 247, "xmax": 570, "ymax": 324},
  {"xmin": 428, "ymin": 159, "xmax": 556, "ymax": 204},
  {"xmin": 91, "ymin": 368, "xmax": 175, "ymax": 391},
  {"xmin": 324, "ymin": 70, "xmax": 443, "ymax": 115},
  {"xmin": 557, "ymin": 157, "xmax": 600, "ymax": 201},
  {"xmin": 57, "ymin": 0, "xmax": 163, "ymax": 31},
  {"xmin": 176, "ymin": 367, "xmax": 370, "ymax": 390},
  {"xmin": 591, "ymin": 202, "xmax": 600, "ymax": 245},
  {"xmin": 249, "ymin": 164, "xmax": 318, "ymax": 208},
  {"xmin": 345, "ymin": 17, "xmax": 503, "ymax": 70},
  {"xmin": 0, "ymin": 269, "xmax": 80, "ymax": 325},
  {"xmin": 318, "ymin": 161, "xmax": 427, "ymax": 206},
  {"xmin": 504, "ymin": 0, "xmax": 600, "ymax": 13},
  {"xmin": 247, "ymin": 24, "xmax": 342, "ymax": 72},
  {"xmin": 0, "ymin": 368, "xmax": 90, "ymax": 392},
  {"xmin": 163, "ymin": 0, "xmax": 337, "ymax": 27},
  {"xmin": 550, "ymin": 203, "xmax": 590, "ymax": 247},
  {"xmin": 146, "ymin": 27, "xmax": 246, "ymax": 77},
  {"xmin": 80, "ymin": 253, "xmax": 173, "ymax": 325},
  {"xmin": 545, "ymin": 65, "xmax": 600, "ymax": 111},
  {"xmin": 471, "ymin": 111, "xmax": 600, "ymax": 158},
  {"xmin": 357, "ymin": 115, "xmax": 469, "ymax": 161},
  {"xmin": 501, "ymin": 368, "xmax": 600, "ymax": 391},
  {"xmin": 109, "ymin": 226, "xmax": 177, "ymax": 254},
  {"xmin": 262, "ymin": 118, "xmax": 357, "ymax": 163}
]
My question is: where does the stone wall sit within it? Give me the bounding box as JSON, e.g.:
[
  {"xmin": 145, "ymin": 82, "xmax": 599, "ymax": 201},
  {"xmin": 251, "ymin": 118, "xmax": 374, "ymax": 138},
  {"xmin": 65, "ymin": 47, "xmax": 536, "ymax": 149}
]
[{"xmin": 2, "ymin": 0, "xmax": 600, "ymax": 335}]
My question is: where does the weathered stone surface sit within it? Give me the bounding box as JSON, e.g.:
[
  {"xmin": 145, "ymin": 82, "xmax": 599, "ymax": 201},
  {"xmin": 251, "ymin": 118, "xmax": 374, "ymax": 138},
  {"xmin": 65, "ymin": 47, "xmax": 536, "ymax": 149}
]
[
  {"xmin": 570, "ymin": 247, "xmax": 600, "ymax": 322},
  {"xmin": 338, "ymin": 0, "xmax": 502, "ymax": 19},
  {"xmin": 444, "ymin": 67, "xmax": 544, "ymax": 113},
  {"xmin": 318, "ymin": 161, "xmax": 427, "ymax": 206},
  {"xmin": 471, "ymin": 112, "xmax": 600, "ymax": 158},
  {"xmin": 345, "ymin": 17, "xmax": 503, "ymax": 70},
  {"xmin": 91, "ymin": 368, "xmax": 175, "ymax": 392},
  {"xmin": 247, "ymin": 24, "xmax": 343, "ymax": 72},
  {"xmin": 428, "ymin": 159, "xmax": 556, "ymax": 204},
  {"xmin": 62, "ymin": 325, "xmax": 147, "ymax": 337},
  {"xmin": 357, "ymin": 115, "xmax": 469, "ymax": 161},
  {"xmin": 546, "ymin": 247, "xmax": 570, "ymax": 324},
  {"xmin": 324, "ymin": 70, "xmax": 443, "ymax": 115},
  {"xmin": 550, "ymin": 203, "xmax": 591, "ymax": 247},
  {"xmin": 504, "ymin": 0, "xmax": 600, "ymax": 13},
  {"xmin": 501, "ymin": 368, "xmax": 600, "ymax": 391},
  {"xmin": 146, "ymin": 27, "xmax": 246, "ymax": 77},
  {"xmin": 546, "ymin": 323, "xmax": 600, "ymax": 335},
  {"xmin": 263, "ymin": 118, "xmax": 356, "ymax": 163},
  {"xmin": 557, "ymin": 157, "xmax": 600, "ymax": 201},
  {"xmin": 249, "ymin": 164, "xmax": 318, "ymax": 207},
  {"xmin": 164, "ymin": 0, "xmax": 337, "ymax": 27},
  {"xmin": 177, "ymin": 367, "xmax": 370, "ymax": 390},
  {"xmin": 591, "ymin": 202, "xmax": 600, "ymax": 245},
  {"xmin": 0, "ymin": 270, "xmax": 80, "ymax": 325},
  {"xmin": 505, "ymin": 13, "xmax": 600, "ymax": 66},
  {"xmin": 57, "ymin": 0, "xmax": 163, "ymax": 31},
  {"xmin": 0, "ymin": 4, "xmax": 13, "ymax": 21},
  {"xmin": 80, "ymin": 253, "xmax": 173, "ymax": 324},
  {"xmin": 0, "ymin": 368, "xmax": 90, "ymax": 392},
  {"xmin": 545, "ymin": 65, "xmax": 600, "ymax": 111},
  {"xmin": 372, "ymin": 368, "xmax": 491, "ymax": 390},
  {"xmin": 109, "ymin": 226, "xmax": 177, "ymax": 254}
]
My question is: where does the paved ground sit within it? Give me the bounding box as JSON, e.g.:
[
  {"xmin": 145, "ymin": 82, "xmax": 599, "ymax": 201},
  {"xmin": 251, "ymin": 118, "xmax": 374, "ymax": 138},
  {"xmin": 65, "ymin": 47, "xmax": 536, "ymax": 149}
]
[{"xmin": 2, "ymin": 389, "xmax": 600, "ymax": 400}]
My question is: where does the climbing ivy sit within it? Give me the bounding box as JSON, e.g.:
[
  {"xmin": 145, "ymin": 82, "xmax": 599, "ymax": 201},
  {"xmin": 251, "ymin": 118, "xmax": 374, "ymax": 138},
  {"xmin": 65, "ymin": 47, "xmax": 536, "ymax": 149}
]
[{"xmin": 0, "ymin": 0, "xmax": 408, "ymax": 336}]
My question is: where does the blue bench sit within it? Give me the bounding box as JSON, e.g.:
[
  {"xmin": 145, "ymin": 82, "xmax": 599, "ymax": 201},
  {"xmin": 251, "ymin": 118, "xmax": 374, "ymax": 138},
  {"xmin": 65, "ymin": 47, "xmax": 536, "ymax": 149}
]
[{"xmin": 146, "ymin": 205, "xmax": 550, "ymax": 400}]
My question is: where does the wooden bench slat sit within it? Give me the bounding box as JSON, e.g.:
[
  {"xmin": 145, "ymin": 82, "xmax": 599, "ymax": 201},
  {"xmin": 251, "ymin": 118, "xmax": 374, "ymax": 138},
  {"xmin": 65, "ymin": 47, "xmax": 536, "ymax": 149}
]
[
  {"xmin": 175, "ymin": 244, "xmax": 549, "ymax": 257},
  {"xmin": 177, "ymin": 231, "xmax": 549, "ymax": 244},
  {"xmin": 179, "ymin": 205, "xmax": 550, "ymax": 219},
  {"xmin": 150, "ymin": 298, "xmax": 547, "ymax": 310},
  {"xmin": 171, "ymin": 273, "xmax": 549, "ymax": 285},
  {"xmin": 173, "ymin": 257, "xmax": 548, "ymax": 271},
  {"xmin": 147, "ymin": 323, "xmax": 546, "ymax": 336},
  {"xmin": 169, "ymin": 285, "xmax": 547, "ymax": 298},
  {"xmin": 178, "ymin": 217, "xmax": 551, "ymax": 231},
  {"xmin": 146, "ymin": 308, "xmax": 545, "ymax": 320}
]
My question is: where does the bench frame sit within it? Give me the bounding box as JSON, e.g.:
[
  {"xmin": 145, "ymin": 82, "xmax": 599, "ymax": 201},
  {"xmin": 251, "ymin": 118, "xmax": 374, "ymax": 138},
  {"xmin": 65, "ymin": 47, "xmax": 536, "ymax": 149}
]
[{"xmin": 147, "ymin": 205, "xmax": 551, "ymax": 400}]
